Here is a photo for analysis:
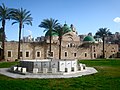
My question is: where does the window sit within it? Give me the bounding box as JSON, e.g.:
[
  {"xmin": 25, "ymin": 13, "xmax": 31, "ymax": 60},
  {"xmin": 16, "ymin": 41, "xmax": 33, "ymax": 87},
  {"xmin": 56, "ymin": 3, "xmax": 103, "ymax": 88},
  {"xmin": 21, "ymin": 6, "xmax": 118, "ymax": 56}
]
[
  {"xmin": 68, "ymin": 44, "xmax": 69, "ymax": 47},
  {"xmin": 70, "ymin": 43, "xmax": 72, "ymax": 47},
  {"xmin": 20, "ymin": 51, "xmax": 22, "ymax": 57},
  {"xmin": 37, "ymin": 52, "xmax": 40, "ymax": 57},
  {"xmin": 36, "ymin": 51, "xmax": 41, "ymax": 57},
  {"xmin": 26, "ymin": 51, "xmax": 29, "ymax": 57},
  {"xmin": 8, "ymin": 51, "xmax": 12, "ymax": 57},
  {"xmin": 93, "ymin": 47, "xmax": 95, "ymax": 52},
  {"xmin": 85, "ymin": 53, "xmax": 87, "ymax": 57},
  {"xmin": 94, "ymin": 53, "xmax": 96, "ymax": 58},
  {"xmin": 65, "ymin": 52, "xmax": 68, "ymax": 57},
  {"xmin": 68, "ymin": 43, "xmax": 70, "ymax": 47},
  {"xmin": 51, "ymin": 52, "xmax": 53, "ymax": 57},
  {"xmin": 47, "ymin": 51, "xmax": 54, "ymax": 57},
  {"xmin": 74, "ymin": 53, "xmax": 77, "ymax": 57}
]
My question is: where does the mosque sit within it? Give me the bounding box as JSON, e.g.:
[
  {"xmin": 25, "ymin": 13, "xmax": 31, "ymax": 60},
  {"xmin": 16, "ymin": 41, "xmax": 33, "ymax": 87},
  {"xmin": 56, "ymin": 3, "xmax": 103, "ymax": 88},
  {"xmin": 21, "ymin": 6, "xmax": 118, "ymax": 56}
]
[{"xmin": 2, "ymin": 24, "xmax": 118, "ymax": 61}]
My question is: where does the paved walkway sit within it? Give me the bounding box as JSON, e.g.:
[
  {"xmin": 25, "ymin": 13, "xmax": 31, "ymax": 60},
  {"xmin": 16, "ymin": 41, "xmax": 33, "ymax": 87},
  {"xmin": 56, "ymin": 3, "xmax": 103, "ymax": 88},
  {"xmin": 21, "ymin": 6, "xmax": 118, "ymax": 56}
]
[{"xmin": 0, "ymin": 67, "xmax": 97, "ymax": 79}]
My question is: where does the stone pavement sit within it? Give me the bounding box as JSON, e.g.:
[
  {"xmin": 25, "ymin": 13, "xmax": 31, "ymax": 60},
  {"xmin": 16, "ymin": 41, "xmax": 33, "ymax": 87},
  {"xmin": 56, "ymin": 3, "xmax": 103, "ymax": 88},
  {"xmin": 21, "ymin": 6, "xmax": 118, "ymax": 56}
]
[{"xmin": 0, "ymin": 67, "xmax": 97, "ymax": 79}]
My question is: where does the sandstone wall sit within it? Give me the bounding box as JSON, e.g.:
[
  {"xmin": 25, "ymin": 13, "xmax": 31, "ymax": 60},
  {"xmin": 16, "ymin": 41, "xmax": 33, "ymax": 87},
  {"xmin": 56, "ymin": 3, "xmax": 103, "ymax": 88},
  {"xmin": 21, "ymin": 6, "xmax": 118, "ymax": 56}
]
[{"xmin": 4, "ymin": 41, "xmax": 118, "ymax": 61}]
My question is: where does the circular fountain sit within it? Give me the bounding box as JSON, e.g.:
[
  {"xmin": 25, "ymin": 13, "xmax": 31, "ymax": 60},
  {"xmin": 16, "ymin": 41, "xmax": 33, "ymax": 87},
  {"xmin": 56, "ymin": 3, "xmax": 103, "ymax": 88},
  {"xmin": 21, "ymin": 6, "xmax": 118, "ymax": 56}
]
[{"xmin": 11, "ymin": 59, "xmax": 86, "ymax": 75}]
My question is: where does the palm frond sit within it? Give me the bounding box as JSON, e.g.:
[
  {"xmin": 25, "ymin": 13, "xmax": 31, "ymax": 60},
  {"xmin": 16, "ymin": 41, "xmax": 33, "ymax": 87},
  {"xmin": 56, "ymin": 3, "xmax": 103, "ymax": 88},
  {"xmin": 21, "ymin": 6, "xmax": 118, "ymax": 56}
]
[
  {"xmin": 39, "ymin": 18, "xmax": 60, "ymax": 37},
  {"xmin": 12, "ymin": 21, "xmax": 18, "ymax": 25},
  {"xmin": 95, "ymin": 28, "xmax": 112, "ymax": 38},
  {"xmin": 0, "ymin": 3, "xmax": 13, "ymax": 20},
  {"xmin": 11, "ymin": 8, "xmax": 32, "ymax": 26}
]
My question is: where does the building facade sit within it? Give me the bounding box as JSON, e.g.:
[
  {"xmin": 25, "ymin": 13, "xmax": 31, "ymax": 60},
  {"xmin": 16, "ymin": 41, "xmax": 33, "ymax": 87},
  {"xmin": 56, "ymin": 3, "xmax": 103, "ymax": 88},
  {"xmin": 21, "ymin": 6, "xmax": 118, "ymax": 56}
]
[{"xmin": 2, "ymin": 24, "xmax": 119, "ymax": 61}]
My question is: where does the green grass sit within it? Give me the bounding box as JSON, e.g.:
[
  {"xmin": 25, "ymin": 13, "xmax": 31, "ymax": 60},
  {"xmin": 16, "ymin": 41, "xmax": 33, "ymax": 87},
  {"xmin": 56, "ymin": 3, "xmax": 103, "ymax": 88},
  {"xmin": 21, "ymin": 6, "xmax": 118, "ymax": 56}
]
[
  {"xmin": 0, "ymin": 59, "xmax": 120, "ymax": 90},
  {"xmin": 0, "ymin": 61, "xmax": 18, "ymax": 68}
]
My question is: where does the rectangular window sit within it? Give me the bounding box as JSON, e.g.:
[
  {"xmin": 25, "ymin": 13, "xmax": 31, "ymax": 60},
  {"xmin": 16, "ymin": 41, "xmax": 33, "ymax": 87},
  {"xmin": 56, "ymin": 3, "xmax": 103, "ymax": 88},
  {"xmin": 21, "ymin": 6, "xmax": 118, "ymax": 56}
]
[
  {"xmin": 74, "ymin": 53, "xmax": 77, "ymax": 57},
  {"xmin": 26, "ymin": 51, "xmax": 29, "ymax": 57},
  {"xmin": 37, "ymin": 52, "xmax": 40, "ymax": 57},
  {"xmin": 36, "ymin": 51, "xmax": 41, "ymax": 57},
  {"xmin": 51, "ymin": 52, "xmax": 53, "ymax": 57},
  {"xmin": 47, "ymin": 51, "xmax": 54, "ymax": 57},
  {"xmin": 65, "ymin": 52, "xmax": 68, "ymax": 57},
  {"xmin": 8, "ymin": 51, "xmax": 12, "ymax": 57},
  {"xmin": 94, "ymin": 53, "xmax": 96, "ymax": 58},
  {"xmin": 85, "ymin": 53, "xmax": 87, "ymax": 57},
  {"xmin": 20, "ymin": 51, "xmax": 22, "ymax": 57}
]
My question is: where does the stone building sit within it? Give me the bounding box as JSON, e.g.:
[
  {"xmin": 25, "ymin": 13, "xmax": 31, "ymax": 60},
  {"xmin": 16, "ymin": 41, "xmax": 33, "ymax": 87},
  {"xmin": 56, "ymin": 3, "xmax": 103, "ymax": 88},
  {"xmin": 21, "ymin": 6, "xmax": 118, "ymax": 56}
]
[{"xmin": 1, "ymin": 24, "xmax": 119, "ymax": 61}]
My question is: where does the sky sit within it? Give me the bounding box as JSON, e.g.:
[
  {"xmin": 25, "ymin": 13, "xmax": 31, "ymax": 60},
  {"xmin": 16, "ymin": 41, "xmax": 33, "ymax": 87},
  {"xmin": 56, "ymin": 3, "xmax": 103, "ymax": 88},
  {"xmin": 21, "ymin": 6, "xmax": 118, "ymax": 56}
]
[{"xmin": 0, "ymin": 0, "xmax": 120, "ymax": 41}]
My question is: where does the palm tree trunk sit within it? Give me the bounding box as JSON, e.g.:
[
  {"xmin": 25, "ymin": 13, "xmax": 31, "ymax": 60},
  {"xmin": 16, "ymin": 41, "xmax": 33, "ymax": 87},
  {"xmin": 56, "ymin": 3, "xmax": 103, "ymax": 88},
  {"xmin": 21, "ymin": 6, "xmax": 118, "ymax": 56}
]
[
  {"xmin": 49, "ymin": 29, "xmax": 52, "ymax": 57},
  {"xmin": 2, "ymin": 20, "xmax": 5, "ymax": 60},
  {"xmin": 59, "ymin": 36, "xmax": 62, "ymax": 59},
  {"xmin": 103, "ymin": 35, "xmax": 105, "ymax": 58},
  {"xmin": 18, "ymin": 23, "xmax": 22, "ymax": 59}
]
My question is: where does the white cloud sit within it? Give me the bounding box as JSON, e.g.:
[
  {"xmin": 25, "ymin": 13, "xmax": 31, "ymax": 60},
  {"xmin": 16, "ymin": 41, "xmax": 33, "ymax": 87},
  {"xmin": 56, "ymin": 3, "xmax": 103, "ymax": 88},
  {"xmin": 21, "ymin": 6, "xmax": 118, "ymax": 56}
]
[
  {"xmin": 113, "ymin": 17, "xmax": 120, "ymax": 23},
  {"xmin": 28, "ymin": 30, "xmax": 32, "ymax": 35}
]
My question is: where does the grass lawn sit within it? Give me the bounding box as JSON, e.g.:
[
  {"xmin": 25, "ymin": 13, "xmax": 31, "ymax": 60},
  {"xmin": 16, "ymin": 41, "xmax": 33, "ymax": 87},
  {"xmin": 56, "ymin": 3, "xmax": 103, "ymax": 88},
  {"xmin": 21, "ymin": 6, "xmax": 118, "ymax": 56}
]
[{"xmin": 0, "ymin": 59, "xmax": 120, "ymax": 90}]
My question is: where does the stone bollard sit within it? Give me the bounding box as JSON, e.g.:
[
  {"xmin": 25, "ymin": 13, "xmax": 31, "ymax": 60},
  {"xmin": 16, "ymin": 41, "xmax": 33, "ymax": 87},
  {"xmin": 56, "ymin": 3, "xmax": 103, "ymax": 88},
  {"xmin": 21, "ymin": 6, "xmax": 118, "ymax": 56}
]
[
  {"xmin": 22, "ymin": 68, "xmax": 26, "ymax": 73},
  {"xmin": 82, "ymin": 64, "xmax": 86, "ymax": 69},
  {"xmin": 79, "ymin": 63, "xmax": 83, "ymax": 71},
  {"xmin": 12, "ymin": 66, "xmax": 17, "ymax": 71},
  {"xmin": 43, "ymin": 68, "xmax": 48, "ymax": 74},
  {"xmin": 52, "ymin": 68, "xmax": 57, "ymax": 74},
  {"xmin": 18, "ymin": 67, "xmax": 22, "ymax": 72},
  {"xmin": 13, "ymin": 67, "xmax": 17, "ymax": 71},
  {"xmin": 33, "ymin": 68, "xmax": 38, "ymax": 74}
]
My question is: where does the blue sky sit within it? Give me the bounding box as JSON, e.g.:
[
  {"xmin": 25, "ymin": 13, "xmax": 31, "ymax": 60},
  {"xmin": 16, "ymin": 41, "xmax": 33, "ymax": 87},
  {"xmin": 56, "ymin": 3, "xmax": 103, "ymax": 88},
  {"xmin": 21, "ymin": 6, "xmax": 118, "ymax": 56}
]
[{"xmin": 0, "ymin": 0, "xmax": 120, "ymax": 41}]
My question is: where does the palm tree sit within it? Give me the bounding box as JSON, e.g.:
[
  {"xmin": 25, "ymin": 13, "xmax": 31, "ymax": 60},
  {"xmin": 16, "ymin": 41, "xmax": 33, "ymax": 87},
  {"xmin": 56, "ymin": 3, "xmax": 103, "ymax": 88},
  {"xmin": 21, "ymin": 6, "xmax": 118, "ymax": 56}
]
[
  {"xmin": 95, "ymin": 28, "xmax": 112, "ymax": 38},
  {"xmin": 0, "ymin": 27, "xmax": 3, "ymax": 42},
  {"xmin": 55, "ymin": 25, "xmax": 63, "ymax": 59},
  {"xmin": 95, "ymin": 28, "xmax": 112, "ymax": 58},
  {"xmin": 0, "ymin": 3, "xmax": 12, "ymax": 59},
  {"xmin": 39, "ymin": 18, "xmax": 59, "ymax": 57},
  {"xmin": 55, "ymin": 24, "xmax": 71, "ymax": 59},
  {"xmin": 11, "ymin": 8, "xmax": 32, "ymax": 59}
]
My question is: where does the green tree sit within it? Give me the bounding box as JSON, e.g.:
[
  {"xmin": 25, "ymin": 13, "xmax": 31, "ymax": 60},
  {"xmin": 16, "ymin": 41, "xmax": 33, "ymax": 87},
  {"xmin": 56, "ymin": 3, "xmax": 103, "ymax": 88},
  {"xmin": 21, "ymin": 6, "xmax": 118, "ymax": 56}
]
[
  {"xmin": 95, "ymin": 28, "xmax": 112, "ymax": 58},
  {"xmin": 39, "ymin": 18, "xmax": 59, "ymax": 57},
  {"xmin": 11, "ymin": 8, "xmax": 32, "ymax": 59},
  {"xmin": 0, "ymin": 3, "xmax": 12, "ymax": 59},
  {"xmin": 95, "ymin": 28, "xmax": 112, "ymax": 38},
  {"xmin": 55, "ymin": 24, "xmax": 71, "ymax": 59}
]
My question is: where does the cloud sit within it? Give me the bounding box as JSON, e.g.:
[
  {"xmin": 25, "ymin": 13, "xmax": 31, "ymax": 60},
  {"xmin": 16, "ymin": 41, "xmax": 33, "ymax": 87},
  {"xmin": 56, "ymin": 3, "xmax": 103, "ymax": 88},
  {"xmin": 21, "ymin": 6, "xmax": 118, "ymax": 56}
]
[
  {"xmin": 28, "ymin": 30, "xmax": 32, "ymax": 35},
  {"xmin": 113, "ymin": 17, "xmax": 120, "ymax": 23}
]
